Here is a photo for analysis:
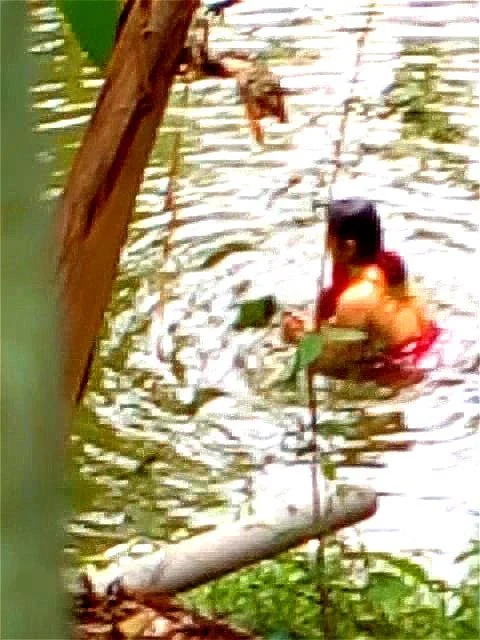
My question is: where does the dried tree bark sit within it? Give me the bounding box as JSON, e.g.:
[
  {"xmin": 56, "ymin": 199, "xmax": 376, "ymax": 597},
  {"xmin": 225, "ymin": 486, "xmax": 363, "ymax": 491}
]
[{"xmin": 56, "ymin": 0, "xmax": 199, "ymax": 407}]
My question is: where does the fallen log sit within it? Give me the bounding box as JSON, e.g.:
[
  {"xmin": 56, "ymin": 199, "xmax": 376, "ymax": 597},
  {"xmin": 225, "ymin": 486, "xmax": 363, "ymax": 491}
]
[
  {"xmin": 89, "ymin": 482, "xmax": 377, "ymax": 596},
  {"xmin": 56, "ymin": 0, "xmax": 200, "ymax": 407}
]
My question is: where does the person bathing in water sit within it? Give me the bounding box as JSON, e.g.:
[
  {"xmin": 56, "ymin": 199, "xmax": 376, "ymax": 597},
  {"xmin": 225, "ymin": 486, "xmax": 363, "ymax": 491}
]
[
  {"xmin": 282, "ymin": 198, "xmax": 437, "ymax": 368},
  {"xmin": 371, "ymin": 250, "xmax": 428, "ymax": 348}
]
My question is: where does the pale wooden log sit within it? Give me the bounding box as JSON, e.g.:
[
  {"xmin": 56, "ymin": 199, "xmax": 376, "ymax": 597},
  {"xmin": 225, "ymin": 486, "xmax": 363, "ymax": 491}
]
[
  {"xmin": 56, "ymin": 0, "xmax": 199, "ymax": 406},
  {"xmin": 90, "ymin": 483, "xmax": 377, "ymax": 595}
]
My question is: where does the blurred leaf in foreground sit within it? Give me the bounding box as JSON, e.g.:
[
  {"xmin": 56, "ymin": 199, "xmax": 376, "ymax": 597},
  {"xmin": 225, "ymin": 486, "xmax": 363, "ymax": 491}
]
[
  {"xmin": 283, "ymin": 327, "xmax": 367, "ymax": 382},
  {"xmin": 56, "ymin": 0, "xmax": 120, "ymax": 68}
]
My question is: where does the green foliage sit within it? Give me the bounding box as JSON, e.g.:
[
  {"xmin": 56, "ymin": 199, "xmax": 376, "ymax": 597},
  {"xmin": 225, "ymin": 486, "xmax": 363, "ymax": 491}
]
[
  {"xmin": 394, "ymin": 49, "xmax": 466, "ymax": 143},
  {"xmin": 385, "ymin": 43, "xmax": 473, "ymax": 184},
  {"xmin": 296, "ymin": 333, "xmax": 324, "ymax": 369},
  {"xmin": 283, "ymin": 327, "xmax": 367, "ymax": 384},
  {"xmin": 455, "ymin": 539, "xmax": 480, "ymax": 565},
  {"xmin": 322, "ymin": 326, "xmax": 367, "ymax": 344},
  {"xmin": 280, "ymin": 335, "xmax": 322, "ymax": 387},
  {"xmin": 234, "ymin": 296, "xmax": 278, "ymax": 329},
  {"xmin": 182, "ymin": 540, "xmax": 480, "ymax": 639},
  {"xmin": 366, "ymin": 571, "xmax": 413, "ymax": 617},
  {"xmin": 1, "ymin": 2, "xmax": 67, "ymax": 636},
  {"xmin": 56, "ymin": 0, "xmax": 121, "ymax": 68}
]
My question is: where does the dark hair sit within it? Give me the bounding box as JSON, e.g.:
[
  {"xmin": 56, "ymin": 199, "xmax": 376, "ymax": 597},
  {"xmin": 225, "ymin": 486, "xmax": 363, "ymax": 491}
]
[
  {"xmin": 327, "ymin": 198, "xmax": 383, "ymax": 264},
  {"xmin": 378, "ymin": 251, "xmax": 407, "ymax": 288}
]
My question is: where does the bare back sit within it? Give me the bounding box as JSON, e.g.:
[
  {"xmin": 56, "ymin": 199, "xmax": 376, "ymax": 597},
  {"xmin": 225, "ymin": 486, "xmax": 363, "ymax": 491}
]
[{"xmin": 332, "ymin": 267, "xmax": 428, "ymax": 349}]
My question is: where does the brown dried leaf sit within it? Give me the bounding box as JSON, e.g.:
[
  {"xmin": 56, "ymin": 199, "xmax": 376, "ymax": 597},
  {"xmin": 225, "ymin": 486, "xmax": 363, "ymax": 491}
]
[{"xmin": 118, "ymin": 610, "xmax": 158, "ymax": 638}]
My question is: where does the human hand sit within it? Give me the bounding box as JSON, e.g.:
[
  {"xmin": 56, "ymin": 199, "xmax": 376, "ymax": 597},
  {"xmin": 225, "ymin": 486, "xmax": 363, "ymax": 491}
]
[{"xmin": 281, "ymin": 312, "xmax": 305, "ymax": 344}]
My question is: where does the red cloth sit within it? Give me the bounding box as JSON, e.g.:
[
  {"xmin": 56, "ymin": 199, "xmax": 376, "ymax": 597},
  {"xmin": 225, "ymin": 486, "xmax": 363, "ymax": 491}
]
[
  {"xmin": 332, "ymin": 262, "xmax": 351, "ymax": 295},
  {"xmin": 384, "ymin": 321, "xmax": 441, "ymax": 365}
]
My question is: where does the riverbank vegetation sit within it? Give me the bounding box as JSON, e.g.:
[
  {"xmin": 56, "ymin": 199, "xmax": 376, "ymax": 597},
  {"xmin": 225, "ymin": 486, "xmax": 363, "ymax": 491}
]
[{"xmin": 183, "ymin": 538, "xmax": 479, "ymax": 639}]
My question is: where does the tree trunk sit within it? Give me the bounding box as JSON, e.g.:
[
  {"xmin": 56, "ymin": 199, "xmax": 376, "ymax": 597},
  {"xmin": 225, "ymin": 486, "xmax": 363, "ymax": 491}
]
[{"xmin": 56, "ymin": 0, "xmax": 199, "ymax": 407}]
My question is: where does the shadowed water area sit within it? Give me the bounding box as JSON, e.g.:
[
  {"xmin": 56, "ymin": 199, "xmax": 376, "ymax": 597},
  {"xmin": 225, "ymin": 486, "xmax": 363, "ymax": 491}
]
[{"xmin": 31, "ymin": 0, "xmax": 479, "ymax": 584}]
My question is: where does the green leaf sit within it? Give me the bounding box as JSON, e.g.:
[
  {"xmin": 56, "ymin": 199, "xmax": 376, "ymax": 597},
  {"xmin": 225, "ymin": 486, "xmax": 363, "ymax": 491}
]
[
  {"xmin": 323, "ymin": 459, "xmax": 337, "ymax": 480},
  {"xmin": 321, "ymin": 326, "xmax": 367, "ymax": 344},
  {"xmin": 455, "ymin": 540, "xmax": 480, "ymax": 564},
  {"xmin": 234, "ymin": 296, "xmax": 277, "ymax": 329},
  {"xmin": 281, "ymin": 326, "xmax": 367, "ymax": 384},
  {"xmin": 57, "ymin": 0, "xmax": 120, "ymax": 68},
  {"xmin": 346, "ymin": 551, "xmax": 430, "ymax": 584},
  {"xmin": 367, "ymin": 572, "xmax": 412, "ymax": 617},
  {"xmin": 265, "ymin": 632, "xmax": 295, "ymax": 640},
  {"xmin": 287, "ymin": 570, "xmax": 307, "ymax": 583},
  {"xmin": 280, "ymin": 334, "xmax": 323, "ymax": 384},
  {"xmin": 378, "ymin": 554, "xmax": 430, "ymax": 584},
  {"xmin": 297, "ymin": 333, "xmax": 324, "ymax": 369},
  {"xmin": 277, "ymin": 350, "xmax": 299, "ymax": 386}
]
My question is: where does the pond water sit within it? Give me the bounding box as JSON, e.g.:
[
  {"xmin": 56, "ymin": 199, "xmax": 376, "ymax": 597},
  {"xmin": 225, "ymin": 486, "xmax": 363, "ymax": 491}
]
[{"xmin": 31, "ymin": 0, "xmax": 479, "ymax": 584}]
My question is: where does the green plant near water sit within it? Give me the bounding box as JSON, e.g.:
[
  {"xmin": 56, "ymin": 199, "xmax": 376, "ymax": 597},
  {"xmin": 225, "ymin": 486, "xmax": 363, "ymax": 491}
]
[
  {"xmin": 384, "ymin": 44, "xmax": 476, "ymax": 187},
  {"xmin": 182, "ymin": 539, "xmax": 479, "ymax": 639},
  {"xmin": 386, "ymin": 45, "xmax": 469, "ymax": 143},
  {"xmin": 184, "ymin": 303, "xmax": 478, "ymax": 638}
]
